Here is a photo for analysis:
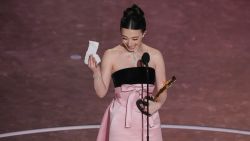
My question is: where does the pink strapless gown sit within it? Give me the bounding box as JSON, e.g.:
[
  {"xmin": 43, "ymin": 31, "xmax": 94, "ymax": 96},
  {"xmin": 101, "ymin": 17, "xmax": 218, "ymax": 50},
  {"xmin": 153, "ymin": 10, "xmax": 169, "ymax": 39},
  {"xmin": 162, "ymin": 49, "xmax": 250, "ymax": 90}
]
[{"xmin": 96, "ymin": 84, "xmax": 163, "ymax": 141}]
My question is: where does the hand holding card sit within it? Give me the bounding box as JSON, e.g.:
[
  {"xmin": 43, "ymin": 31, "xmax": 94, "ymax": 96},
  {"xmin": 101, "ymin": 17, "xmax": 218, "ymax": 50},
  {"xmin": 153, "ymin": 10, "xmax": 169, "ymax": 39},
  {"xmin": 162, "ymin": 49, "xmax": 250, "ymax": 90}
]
[{"xmin": 84, "ymin": 41, "xmax": 101, "ymax": 65}]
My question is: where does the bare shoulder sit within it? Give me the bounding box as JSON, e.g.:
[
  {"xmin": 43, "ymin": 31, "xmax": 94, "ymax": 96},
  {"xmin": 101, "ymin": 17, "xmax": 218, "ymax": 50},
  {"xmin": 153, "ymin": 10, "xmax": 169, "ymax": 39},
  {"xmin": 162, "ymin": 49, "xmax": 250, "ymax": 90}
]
[
  {"xmin": 143, "ymin": 45, "xmax": 165, "ymax": 69},
  {"xmin": 145, "ymin": 45, "xmax": 164, "ymax": 60},
  {"xmin": 102, "ymin": 45, "xmax": 123, "ymax": 64}
]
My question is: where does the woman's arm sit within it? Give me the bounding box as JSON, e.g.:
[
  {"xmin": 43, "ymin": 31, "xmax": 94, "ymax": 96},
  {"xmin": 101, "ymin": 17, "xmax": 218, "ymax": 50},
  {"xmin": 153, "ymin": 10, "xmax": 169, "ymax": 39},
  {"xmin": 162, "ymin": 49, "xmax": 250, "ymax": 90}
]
[
  {"xmin": 148, "ymin": 50, "xmax": 167, "ymax": 114},
  {"xmin": 88, "ymin": 49, "xmax": 113, "ymax": 98},
  {"xmin": 154, "ymin": 50, "xmax": 167, "ymax": 107}
]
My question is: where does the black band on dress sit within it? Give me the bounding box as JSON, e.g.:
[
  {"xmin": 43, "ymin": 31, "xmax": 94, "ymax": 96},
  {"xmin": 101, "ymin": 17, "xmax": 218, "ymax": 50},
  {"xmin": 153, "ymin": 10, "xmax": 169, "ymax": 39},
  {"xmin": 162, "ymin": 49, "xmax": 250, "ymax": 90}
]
[{"xmin": 112, "ymin": 67, "xmax": 155, "ymax": 87}]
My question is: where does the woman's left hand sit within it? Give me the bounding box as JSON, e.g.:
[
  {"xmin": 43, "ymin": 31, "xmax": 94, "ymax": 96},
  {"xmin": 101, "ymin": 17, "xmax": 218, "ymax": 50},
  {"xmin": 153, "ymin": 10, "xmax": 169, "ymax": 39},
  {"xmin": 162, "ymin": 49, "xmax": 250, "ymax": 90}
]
[{"xmin": 143, "ymin": 100, "xmax": 161, "ymax": 115}]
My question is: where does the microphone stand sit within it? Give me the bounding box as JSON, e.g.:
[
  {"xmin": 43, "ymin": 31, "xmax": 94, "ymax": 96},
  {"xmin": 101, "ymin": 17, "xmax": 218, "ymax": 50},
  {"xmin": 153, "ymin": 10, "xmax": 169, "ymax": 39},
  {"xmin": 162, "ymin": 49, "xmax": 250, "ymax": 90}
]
[
  {"xmin": 140, "ymin": 52, "xmax": 150, "ymax": 141},
  {"xmin": 145, "ymin": 63, "xmax": 150, "ymax": 141},
  {"xmin": 141, "ymin": 73, "xmax": 145, "ymax": 140}
]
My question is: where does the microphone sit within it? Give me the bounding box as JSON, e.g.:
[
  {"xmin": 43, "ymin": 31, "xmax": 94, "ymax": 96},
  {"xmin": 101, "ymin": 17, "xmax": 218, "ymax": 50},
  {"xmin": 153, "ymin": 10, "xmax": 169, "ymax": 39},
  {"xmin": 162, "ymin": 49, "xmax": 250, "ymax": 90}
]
[{"xmin": 141, "ymin": 52, "xmax": 150, "ymax": 67}]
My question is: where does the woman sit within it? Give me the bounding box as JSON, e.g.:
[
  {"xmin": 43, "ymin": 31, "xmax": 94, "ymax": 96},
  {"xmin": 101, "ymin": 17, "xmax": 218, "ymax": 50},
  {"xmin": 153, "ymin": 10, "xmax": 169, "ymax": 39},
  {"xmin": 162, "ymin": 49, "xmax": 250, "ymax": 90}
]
[{"xmin": 88, "ymin": 4, "xmax": 167, "ymax": 141}]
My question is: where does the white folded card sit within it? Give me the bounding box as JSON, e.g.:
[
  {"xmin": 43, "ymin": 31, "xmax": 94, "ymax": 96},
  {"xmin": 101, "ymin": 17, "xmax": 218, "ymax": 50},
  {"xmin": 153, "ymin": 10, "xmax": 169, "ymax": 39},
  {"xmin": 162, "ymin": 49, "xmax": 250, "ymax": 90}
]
[{"xmin": 84, "ymin": 40, "xmax": 101, "ymax": 64}]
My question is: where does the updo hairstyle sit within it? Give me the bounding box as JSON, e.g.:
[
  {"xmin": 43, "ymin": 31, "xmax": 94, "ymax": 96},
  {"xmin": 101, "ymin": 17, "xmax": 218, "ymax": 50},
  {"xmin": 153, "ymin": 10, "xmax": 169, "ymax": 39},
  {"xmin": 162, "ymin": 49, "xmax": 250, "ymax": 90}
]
[{"xmin": 120, "ymin": 4, "xmax": 146, "ymax": 32}]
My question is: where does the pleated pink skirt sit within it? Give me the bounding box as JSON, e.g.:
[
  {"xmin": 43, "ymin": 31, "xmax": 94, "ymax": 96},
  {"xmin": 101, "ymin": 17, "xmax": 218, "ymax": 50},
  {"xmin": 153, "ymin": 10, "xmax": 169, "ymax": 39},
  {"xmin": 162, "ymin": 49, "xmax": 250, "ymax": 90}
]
[{"xmin": 96, "ymin": 84, "xmax": 163, "ymax": 141}]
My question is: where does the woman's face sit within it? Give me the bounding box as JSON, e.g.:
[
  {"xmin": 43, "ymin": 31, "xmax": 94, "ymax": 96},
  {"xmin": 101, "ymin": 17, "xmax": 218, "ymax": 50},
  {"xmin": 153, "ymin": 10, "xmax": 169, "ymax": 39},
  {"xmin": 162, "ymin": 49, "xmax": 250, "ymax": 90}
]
[{"xmin": 121, "ymin": 28, "xmax": 144, "ymax": 52}]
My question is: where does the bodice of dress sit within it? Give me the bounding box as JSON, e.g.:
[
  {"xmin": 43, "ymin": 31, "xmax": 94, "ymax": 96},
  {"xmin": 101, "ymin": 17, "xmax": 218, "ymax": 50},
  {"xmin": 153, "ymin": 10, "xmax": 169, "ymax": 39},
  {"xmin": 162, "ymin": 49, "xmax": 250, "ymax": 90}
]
[
  {"xmin": 96, "ymin": 67, "xmax": 162, "ymax": 141},
  {"xmin": 112, "ymin": 67, "xmax": 156, "ymax": 87}
]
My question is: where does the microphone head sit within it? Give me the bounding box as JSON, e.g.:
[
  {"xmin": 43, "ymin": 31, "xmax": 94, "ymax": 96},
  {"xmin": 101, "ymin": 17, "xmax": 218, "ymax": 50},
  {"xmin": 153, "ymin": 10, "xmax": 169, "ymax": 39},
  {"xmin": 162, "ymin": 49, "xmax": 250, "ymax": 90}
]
[{"xmin": 141, "ymin": 52, "xmax": 150, "ymax": 66}]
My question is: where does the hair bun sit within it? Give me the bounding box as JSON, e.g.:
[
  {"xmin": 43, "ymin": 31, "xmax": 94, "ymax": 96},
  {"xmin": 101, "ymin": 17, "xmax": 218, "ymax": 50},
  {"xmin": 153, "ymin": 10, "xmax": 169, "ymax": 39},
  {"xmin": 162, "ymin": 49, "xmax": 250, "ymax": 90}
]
[
  {"xmin": 131, "ymin": 4, "xmax": 144, "ymax": 16},
  {"xmin": 123, "ymin": 4, "xmax": 144, "ymax": 19}
]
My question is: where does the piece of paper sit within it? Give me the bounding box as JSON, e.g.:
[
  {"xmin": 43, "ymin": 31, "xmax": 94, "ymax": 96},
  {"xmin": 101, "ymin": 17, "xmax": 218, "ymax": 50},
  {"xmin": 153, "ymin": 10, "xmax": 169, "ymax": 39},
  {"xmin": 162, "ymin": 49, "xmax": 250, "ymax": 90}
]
[{"xmin": 84, "ymin": 41, "xmax": 101, "ymax": 64}]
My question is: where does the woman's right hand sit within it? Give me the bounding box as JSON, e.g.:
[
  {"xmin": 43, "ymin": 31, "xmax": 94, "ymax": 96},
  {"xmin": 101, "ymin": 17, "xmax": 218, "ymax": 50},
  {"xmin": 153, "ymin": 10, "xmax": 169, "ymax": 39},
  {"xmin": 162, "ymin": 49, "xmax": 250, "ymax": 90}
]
[{"xmin": 87, "ymin": 55, "xmax": 100, "ymax": 73}]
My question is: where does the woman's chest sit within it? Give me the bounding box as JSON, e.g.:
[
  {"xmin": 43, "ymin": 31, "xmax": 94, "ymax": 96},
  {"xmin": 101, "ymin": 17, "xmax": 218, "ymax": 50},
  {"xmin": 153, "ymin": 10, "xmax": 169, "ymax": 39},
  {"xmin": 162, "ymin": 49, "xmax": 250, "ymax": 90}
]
[{"xmin": 112, "ymin": 54, "xmax": 155, "ymax": 73}]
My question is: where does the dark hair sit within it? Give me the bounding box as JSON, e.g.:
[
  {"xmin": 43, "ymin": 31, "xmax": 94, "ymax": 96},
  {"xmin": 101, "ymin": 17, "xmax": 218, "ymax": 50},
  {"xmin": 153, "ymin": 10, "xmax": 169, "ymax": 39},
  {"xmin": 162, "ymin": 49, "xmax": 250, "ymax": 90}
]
[{"xmin": 120, "ymin": 4, "xmax": 146, "ymax": 32}]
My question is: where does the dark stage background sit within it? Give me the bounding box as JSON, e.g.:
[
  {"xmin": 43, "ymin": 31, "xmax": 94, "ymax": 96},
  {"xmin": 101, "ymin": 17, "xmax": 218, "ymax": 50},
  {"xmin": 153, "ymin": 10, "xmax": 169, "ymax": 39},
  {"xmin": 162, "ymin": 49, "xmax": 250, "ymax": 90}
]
[{"xmin": 0, "ymin": 0, "xmax": 250, "ymax": 140}]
